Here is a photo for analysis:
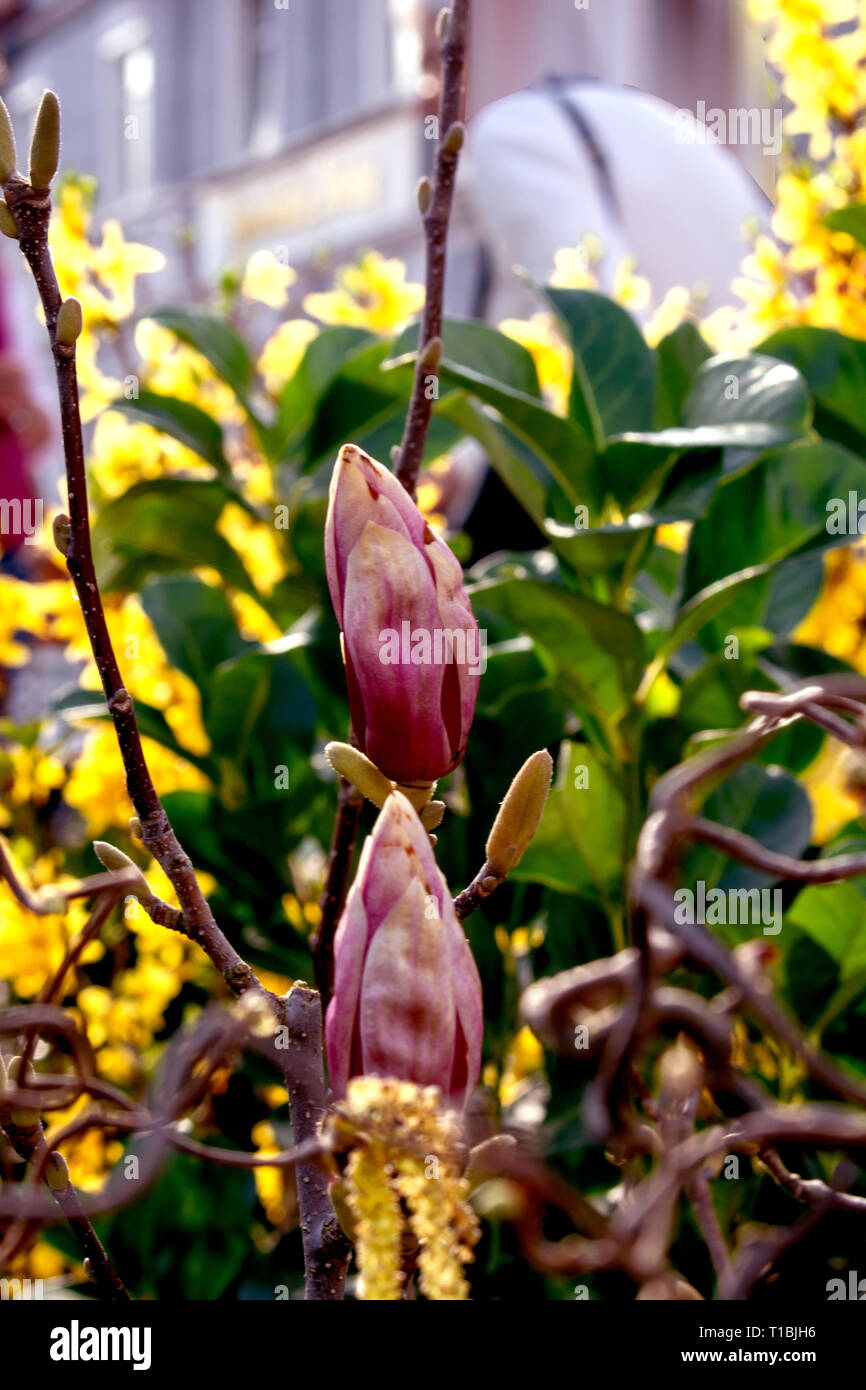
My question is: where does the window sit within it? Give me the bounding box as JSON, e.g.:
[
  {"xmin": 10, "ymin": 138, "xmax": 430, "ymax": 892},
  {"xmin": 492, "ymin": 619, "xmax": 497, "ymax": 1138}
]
[
  {"xmin": 117, "ymin": 43, "xmax": 155, "ymax": 193},
  {"xmin": 244, "ymin": 0, "xmax": 281, "ymax": 155}
]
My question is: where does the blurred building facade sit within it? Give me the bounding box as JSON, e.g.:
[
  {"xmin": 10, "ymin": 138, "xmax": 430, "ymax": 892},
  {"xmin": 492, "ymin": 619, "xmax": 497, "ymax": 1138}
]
[{"xmin": 0, "ymin": 0, "xmax": 771, "ymax": 310}]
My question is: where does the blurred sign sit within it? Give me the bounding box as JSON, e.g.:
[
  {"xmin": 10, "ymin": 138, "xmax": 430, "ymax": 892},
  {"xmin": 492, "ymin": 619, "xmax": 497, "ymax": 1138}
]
[{"xmin": 197, "ymin": 105, "xmax": 420, "ymax": 274}]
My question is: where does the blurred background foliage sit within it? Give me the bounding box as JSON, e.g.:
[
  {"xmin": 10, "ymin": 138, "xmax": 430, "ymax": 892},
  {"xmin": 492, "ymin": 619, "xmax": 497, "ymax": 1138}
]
[{"xmin": 5, "ymin": 0, "xmax": 866, "ymax": 1300}]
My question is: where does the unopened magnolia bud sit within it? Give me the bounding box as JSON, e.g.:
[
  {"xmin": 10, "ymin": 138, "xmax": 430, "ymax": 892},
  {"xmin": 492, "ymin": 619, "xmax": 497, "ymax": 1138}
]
[
  {"xmin": 129, "ymin": 816, "xmax": 142, "ymax": 839},
  {"xmin": 93, "ymin": 840, "xmax": 152, "ymax": 902},
  {"xmin": 418, "ymin": 335, "xmax": 442, "ymax": 370},
  {"xmin": 657, "ymin": 1037, "xmax": 703, "ymax": 1104},
  {"xmin": 52, "ymin": 513, "xmax": 71, "ymax": 556},
  {"xmin": 420, "ymin": 799, "xmax": 446, "ymax": 830},
  {"xmin": 44, "ymin": 1150, "xmax": 70, "ymax": 1191},
  {"xmin": 55, "ymin": 297, "xmax": 83, "ymax": 347},
  {"xmin": 416, "ymin": 176, "xmax": 433, "ymax": 214},
  {"xmin": 485, "ymin": 749, "xmax": 553, "ymax": 877},
  {"xmin": 442, "ymin": 121, "xmax": 465, "ymax": 156},
  {"xmin": 325, "ymin": 742, "xmax": 394, "ymax": 809},
  {"xmin": 435, "ymin": 7, "xmax": 451, "ymax": 41},
  {"xmin": 8, "ymin": 1056, "xmax": 40, "ymax": 1126},
  {"xmin": 29, "ymin": 90, "xmax": 60, "ymax": 190},
  {"xmin": 0, "ymin": 201, "xmax": 16, "ymax": 238},
  {"xmin": 0, "ymin": 99, "xmax": 16, "ymax": 182}
]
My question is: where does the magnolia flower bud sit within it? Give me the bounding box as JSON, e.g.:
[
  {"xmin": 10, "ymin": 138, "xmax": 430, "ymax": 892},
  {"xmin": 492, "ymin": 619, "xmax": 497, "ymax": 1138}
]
[
  {"xmin": 325, "ymin": 444, "xmax": 480, "ymax": 786},
  {"xmin": 55, "ymin": 297, "xmax": 83, "ymax": 347},
  {"xmin": 52, "ymin": 513, "xmax": 71, "ymax": 556},
  {"xmin": 325, "ymin": 741, "xmax": 394, "ymax": 809},
  {"xmin": 93, "ymin": 840, "xmax": 153, "ymax": 903},
  {"xmin": 44, "ymin": 1151, "xmax": 70, "ymax": 1192},
  {"xmin": 442, "ymin": 121, "xmax": 465, "ymax": 156},
  {"xmin": 0, "ymin": 99, "xmax": 16, "ymax": 182},
  {"xmin": 485, "ymin": 750, "xmax": 553, "ymax": 877},
  {"xmin": 325, "ymin": 792, "xmax": 482, "ymax": 1101},
  {"xmin": 0, "ymin": 201, "xmax": 17, "ymax": 239},
  {"xmin": 416, "ymin": 176, "xmax": 433, "ymax": 214},
  {"xmin": 28, "ymin": 90, "xmax": 60, "ymax": 191}
]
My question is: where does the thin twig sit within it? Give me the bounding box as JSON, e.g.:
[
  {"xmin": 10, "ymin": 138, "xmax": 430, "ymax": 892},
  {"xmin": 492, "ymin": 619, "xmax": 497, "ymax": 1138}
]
[
  {"xmin": 394, "ymin": 0, "xmax": 470, "ymax": 496},
  {"xmin": 281, "ymin": 986, "xmax": 352, "ymax": 1299},
  {"xmin": 311, "ymin": 776, "xmax": 363, "ymax": 1008}
]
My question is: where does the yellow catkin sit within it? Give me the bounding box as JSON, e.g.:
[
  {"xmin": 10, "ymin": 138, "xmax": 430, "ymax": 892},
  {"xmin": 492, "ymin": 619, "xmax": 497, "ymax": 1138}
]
[
  {"xmin": 344, "ymin": 1143, "xmax": 404, "ymax": 1301},
  {"xmin": 394, "ymin": 1153, "xmax": 479, "ymax": 1301},
  {"xmin": 331, "ymin": 1077, "xmax": 481, "ymax": 1301}
]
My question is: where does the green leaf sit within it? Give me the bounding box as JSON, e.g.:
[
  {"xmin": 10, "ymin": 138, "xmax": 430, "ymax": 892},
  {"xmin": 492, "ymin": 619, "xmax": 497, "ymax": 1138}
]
[
  {"xmin": 109, "ymin": 389, "xmax": 230, "ymax": 474},
  {"xmin": 542, "ymin": 287, "xmax": 657, "ymax": 444},
  {"xmin": 207, "ymin": 641, "xmax": 317, "ymax": 802},
  {"xmin": 655, "ymin": 320, "xmax": 712, "ymax": 428},
  {"xmin": 823, "ymin": 202, "xmax": 866, "ymax": 248},
  {"xmin": 510, "ymin": 741, "xmax": 627, "ymax": 901},
  {"xmin": 759, "ymin": 326, "xmax": 866, "ymax": 444},
  {"xmin": 614, "ymin": 423, "xmax": 802, "ymax": 453},
  {"xmin": 682, "ymin": 353, "xmax": 812, "ymax": 433},
  {"xmin": 787, "ymin": 883, "xmax": 866, "ymax": 982},
  {"xmin": 471, "ymin": 575, "xmax": 644, "ymax": 726},
  {"xmin": 391, "ymin": 316, "xmax": 542, "ymax": 397},
  {"xmin": 140, "ymin": 575, "xmax": 249, "ymax": 704},
  {"xmin": 91, "ymin": 479, "xmax": 258, "ymax": 594},
  {"xmin": 438, "ymin": 394, "xmax": 553, "ymax": 531},
  {"xmin": 146, "ymin": 306, "xmax": 258, "ymax": 413},
  {"xmin": 543, "ymin": 513, "xmax": 655, "ymax": 579},
  {"xmin": 436, "ymin": 360, "xmax": 601, "ymax": 513},
  {"xmin": 304, "ymin": 341, "xmax": 416, "ymax": 469},
  {"xmin": 682, "ymin": 439, "xmax": 865, "ymax": 604},
  {"xmin": 659, "ymin": 565, "xmax": 773, "ymax": 664},
  {"xmin": 268, "ymin": 325, "xmax": 374, "ymax": 459}
]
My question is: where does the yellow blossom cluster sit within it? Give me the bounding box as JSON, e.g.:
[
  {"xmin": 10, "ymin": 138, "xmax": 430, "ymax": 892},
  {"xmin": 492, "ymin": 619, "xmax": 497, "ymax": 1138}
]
[
  {"xmin": 701, "ymin": 0, "xmax": 866, "ymax": 343},
  {"xmin": 303, "ymin": 250, "xmax": 424, "ymax": 333}
]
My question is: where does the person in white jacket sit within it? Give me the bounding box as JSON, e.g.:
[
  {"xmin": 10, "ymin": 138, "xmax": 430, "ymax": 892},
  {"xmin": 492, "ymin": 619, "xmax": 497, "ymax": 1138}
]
[{"xmin": 465, "ymin": 77, "xmax": 772, "ymax": 324}]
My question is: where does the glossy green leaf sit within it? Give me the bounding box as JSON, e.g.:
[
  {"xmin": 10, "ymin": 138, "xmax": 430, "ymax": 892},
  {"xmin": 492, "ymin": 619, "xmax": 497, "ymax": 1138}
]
[
  {"xmin": 542, "ymin": 286, "xmax": 657, "ymax": 444},
  {"xmin": 140, "ymin": 574, "xmax": 249, "ymax": 703},
  {"xmin": 471, "ymin": 575, "xmax": 644, "ymax": 725}
]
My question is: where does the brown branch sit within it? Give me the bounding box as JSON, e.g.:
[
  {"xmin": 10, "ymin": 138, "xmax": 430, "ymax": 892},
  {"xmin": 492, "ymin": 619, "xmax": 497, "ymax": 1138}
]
[
  {"xmin": 394, "ymin": 0, "xmax": 470, "ymax": 496},
  {"xmin": 280, "ymin": 986, "xmax": 351, "ymax": 1300},
  {"xmin": 760, "ymin": 1146, "xmax": 866, "ymax": 1214},
  {"xmin": 689, "ymin": 815, "xmax": 866, "ymax": 884},
  {"xmin": 453, "ymin": 857, "xmax": 505, "ymax": 921},
  {"xmin": 0, "ymin": 1085, "xmax": 130, "ymax": 1300},
  {"xmin": 310, "ymin": 775, "xmax": 363, "ymax": 1007},
  {"xmin": 3, "ymin": 174, "xmax": 255, "ymax": 1000}
]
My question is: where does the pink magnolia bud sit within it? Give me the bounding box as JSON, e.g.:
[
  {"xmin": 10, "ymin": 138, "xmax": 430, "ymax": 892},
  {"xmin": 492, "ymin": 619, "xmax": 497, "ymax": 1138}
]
[
  {"xmin": 325, "ymin": 792, "xmax": 483, "ymax": 1102},
  {"xmin": 325, "ymin": 443, "xmax": 481, "ymax": 786}
]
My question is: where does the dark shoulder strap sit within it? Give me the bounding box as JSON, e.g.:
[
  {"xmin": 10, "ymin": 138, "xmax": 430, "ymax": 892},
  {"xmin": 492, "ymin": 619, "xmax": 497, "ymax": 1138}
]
[{"xmin": 540, "ymin": 75, "xmax": 624, "ymax": 228}]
